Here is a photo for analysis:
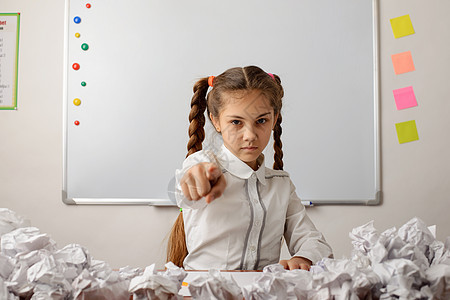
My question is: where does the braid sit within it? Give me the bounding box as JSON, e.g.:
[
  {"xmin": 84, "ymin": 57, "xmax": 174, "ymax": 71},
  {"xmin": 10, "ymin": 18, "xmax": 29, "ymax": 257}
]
[
  {"xmin": 186, "ymin": 78, "xmax": 209, "ymax": 157},
  {"xmin": 167, "ymin": 78, "xmax": 210, "ymax": 267},
  {"xmin": 166, "ymin": 213, "xmax": 187, "ymax": 267},
  {"xmin": 273, "ymin": 114, "xmax": 284, "ymax": 170}
]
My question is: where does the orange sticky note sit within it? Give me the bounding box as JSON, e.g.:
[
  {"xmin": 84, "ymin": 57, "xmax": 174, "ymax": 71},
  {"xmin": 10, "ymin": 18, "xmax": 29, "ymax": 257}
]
[{"xmin": 391, "ymin": 51, "xmax": 415, "ymax": 74}]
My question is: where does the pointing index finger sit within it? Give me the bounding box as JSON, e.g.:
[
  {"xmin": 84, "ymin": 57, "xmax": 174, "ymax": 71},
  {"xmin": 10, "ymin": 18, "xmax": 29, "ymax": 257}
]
[{"xmin": 206, "ymin": 163, "xmax": 221, "ymax": 182}]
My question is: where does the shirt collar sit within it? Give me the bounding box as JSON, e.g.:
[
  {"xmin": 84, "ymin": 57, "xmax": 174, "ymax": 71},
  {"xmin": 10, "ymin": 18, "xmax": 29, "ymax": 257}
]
[{"xmin": 217, "ymin": 145, "xmax": 267, "ymax": 185}]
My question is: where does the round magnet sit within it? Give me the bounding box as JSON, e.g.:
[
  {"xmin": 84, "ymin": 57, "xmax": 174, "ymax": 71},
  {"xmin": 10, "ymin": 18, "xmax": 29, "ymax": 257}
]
[
  {"xmin": 75, "ymin": 32, "xmax": 81, "ymax": 38},
  {"xmin": 81, "ymin": 43, "xmax": 89, "ymax": 51},
  {"xmin": 86, "ymin": 3, "xmax": 91, "ymax": 8},
  {"xmin": 74, "ymin": 16, "xmax": 81, "ymax": 24},
  {"xmin": 74, "ymin": 120, "xmax": 80, "ymax": 126},
  {"xmin": 73, "ymin": 98, "xmax": 81, "ymax": 106},
  {"xmin": 81, "ymin": 81, "xmax": 87, "ymax": 87},
  {"xmin": 72, "ymin": 63, "xmax": 80, "ymax": 70}
]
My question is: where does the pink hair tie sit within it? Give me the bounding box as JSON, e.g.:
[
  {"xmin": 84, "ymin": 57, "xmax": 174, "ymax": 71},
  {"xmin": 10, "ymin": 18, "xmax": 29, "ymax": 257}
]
[
  {"xmin": 267, "ymin": 73, "xmax": 275, "ymax": 80},
  {"xmin": 208, "ymin": 76, "xmax": 215, "ymax": 87}
]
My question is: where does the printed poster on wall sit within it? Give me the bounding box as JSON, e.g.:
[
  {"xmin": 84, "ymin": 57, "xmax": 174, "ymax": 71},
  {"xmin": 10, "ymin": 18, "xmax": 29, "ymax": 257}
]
[{"xmin": 0, "ymin": 13, "xmax": 20, "ymax": 110}]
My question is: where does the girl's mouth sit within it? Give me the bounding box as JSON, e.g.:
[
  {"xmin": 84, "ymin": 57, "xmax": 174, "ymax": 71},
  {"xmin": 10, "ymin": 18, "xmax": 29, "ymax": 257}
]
[{"xmin": 242, "ymin": 146, "xmax": 258, "ymax": 151}]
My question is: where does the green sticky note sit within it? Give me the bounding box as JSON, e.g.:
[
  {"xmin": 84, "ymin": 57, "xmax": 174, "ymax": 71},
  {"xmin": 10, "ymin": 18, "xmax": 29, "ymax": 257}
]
[
  {"xmin": 390, "ymin": 15, "xmax": 415, "ymax": 38},
  {"xmin": 395, "ymin": 120, "xmax": 419, "ymax": 144}
]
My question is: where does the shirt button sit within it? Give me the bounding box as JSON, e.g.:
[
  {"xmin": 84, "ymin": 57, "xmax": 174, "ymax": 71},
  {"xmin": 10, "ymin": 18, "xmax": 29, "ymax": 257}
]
[
  {"xmin": 255, "ymin": 221, "xmax": 261, "ymax": 226},
  {"xmin": 250, "ymin": 245, "xmax": 256, "ymax": 252}
]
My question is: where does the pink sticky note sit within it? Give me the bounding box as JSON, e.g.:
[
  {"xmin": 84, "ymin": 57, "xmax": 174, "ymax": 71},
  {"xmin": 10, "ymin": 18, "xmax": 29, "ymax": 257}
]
[
  {"xmin": 391, "ymin": 51, "xmax": 415, "ymax": 74},
  {"xmin": 393, "ymin": 86, "xmax": 418, "ymax": 110}
]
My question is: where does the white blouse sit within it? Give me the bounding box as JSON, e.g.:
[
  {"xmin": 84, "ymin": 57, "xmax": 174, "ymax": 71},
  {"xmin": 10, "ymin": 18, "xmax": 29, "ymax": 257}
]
[{"xmin": 175, "ymin": 145, "xmax": 333, "ymax": 270}]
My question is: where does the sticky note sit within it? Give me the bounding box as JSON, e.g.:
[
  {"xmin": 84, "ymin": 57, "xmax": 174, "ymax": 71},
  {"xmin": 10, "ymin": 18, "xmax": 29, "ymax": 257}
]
[
  {"xmin": 390, "ymin": 15, "xmax": 415, "ymax": 38},
  {"xmin": 395, "ymin": 120, "xmax": 419, "ymax": 144},
  {"xmin": 393, "ymin": 86, "xmax": 418, "ymax": 110},
  {"xmin": 391, "ymin": 51, "xmax": 415, "ymax": 74}
]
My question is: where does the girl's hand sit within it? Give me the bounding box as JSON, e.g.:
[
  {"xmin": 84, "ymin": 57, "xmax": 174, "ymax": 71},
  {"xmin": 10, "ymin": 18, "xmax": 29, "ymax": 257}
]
[
  {"xmin": 180, "ymin": 162, "xmax": 226, "ymax": 203},
  {"xmin": 279, "ymin": 256, "xmax": 312, "ymax": 271}
]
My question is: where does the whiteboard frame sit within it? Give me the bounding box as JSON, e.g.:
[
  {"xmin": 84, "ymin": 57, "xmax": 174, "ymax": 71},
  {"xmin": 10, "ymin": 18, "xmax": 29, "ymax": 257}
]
[{"xmin": 62, "ymin": 0, "xmax": 381, "ymax": 206}]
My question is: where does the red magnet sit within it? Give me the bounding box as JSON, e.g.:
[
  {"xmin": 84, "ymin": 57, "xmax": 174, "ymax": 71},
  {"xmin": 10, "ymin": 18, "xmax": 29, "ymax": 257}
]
[
  {"xmin": 72, "ymin": 63, "xmax": 80, "ymax": 70},
  {"xmin": 86, "ymin": 3, "xmax": 91, "ymax": 8},
  {"xmin": 74, "ymin": 120, "xmax": 80, "ymax": 126}
]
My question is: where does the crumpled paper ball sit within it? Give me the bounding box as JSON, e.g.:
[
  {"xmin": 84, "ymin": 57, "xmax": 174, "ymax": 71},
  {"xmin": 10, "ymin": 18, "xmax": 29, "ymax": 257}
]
[
  {"xmin": 72, "ymin": 259, "xmax": 133, "ymax": 300},
  {"xmin": 0, "ymin": 277, "xmax": 19, "ymax": 300},
  {"xmin": 0, "ymin": 208, "xmax": 29, "ymax": 237},
  {"xmin": 1, "ymin": 227, "xmax": 57, "ymax": 258},
  {"xmin": 129, "ymin": 262, "xmax": 186, "ymax": 300},
  {"xmin": 242, "ymin": 264, "xmax": 312, "ymax": 299},
  {"xmin": 188, "ymin": 269, "xmax": 242, "ymax": 300}
]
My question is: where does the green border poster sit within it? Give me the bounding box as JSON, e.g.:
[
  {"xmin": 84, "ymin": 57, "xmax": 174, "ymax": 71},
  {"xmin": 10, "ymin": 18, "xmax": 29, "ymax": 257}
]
[{"xmin": 0, "ymin": 13, "xmax": 20, "ymax": 110}]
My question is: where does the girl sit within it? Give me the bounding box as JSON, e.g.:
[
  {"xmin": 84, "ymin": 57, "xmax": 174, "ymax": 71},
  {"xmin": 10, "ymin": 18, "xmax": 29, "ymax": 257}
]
[{"xmin": 167, "ymin": 66, "xmax": 332, "ymax": 271}]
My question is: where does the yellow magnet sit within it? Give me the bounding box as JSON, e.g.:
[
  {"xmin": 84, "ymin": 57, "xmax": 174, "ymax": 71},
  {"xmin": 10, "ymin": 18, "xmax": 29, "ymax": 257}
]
[
  {"xmin": 75, "ymin": 32, "xmax": 81, "ymax": 38},
  {"xmin": 73, "ymin": 98, "xmax": 81, "ymax": 106}
]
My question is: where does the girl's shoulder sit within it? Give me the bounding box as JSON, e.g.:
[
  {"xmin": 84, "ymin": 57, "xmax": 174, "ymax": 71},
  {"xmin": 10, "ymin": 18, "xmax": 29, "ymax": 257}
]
[
  {"xmin": 264, "ymin": 167, "xmax": 291, "ymax": 180},
  {"xmin": 263, "ymin": 168, "xmax": 296, "ymax": 192}
]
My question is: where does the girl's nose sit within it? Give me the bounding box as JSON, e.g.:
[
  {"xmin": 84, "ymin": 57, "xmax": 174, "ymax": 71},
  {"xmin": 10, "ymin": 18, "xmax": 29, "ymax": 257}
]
[{"xmin": 243, "ymin": 125, "xmax": 257, "ymax": 142}]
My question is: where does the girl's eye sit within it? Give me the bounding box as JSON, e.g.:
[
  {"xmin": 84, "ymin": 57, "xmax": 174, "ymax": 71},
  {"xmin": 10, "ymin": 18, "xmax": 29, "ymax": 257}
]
[
  {"xmin": 257, "ymin": 118, "xmax": 267, "ymax": 124},
  {"xmin": 231, "ymin": 120, "xmax": 241, "ymax": 125}
]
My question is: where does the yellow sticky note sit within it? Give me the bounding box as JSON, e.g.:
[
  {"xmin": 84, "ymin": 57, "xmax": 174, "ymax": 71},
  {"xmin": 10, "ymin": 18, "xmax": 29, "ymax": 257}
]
[
  {"xmin": 395, "ymin": 120, "xmax": 419, "ymax": 144},
  {"xmin": 390, "ymin": 15, "xmax": 415, "ymax": 38}
]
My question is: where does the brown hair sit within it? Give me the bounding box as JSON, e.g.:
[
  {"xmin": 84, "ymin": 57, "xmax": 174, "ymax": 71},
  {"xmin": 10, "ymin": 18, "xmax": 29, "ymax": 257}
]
[{"xmin": 167, "ymin": 66, "xmax": 285, "ymax": 267}]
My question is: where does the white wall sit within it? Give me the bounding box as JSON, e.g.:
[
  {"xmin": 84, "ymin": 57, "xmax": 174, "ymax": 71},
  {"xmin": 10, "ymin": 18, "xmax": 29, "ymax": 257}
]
[{"xmin": 1, "ymin": 0, "xmax": 449, "ymax": 269}]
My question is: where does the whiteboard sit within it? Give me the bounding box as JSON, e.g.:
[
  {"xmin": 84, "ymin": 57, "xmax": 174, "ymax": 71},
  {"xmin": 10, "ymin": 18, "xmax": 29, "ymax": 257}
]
[{"xmin": 63, "ymin": 0, "xmax": 380, "ymax": 205}]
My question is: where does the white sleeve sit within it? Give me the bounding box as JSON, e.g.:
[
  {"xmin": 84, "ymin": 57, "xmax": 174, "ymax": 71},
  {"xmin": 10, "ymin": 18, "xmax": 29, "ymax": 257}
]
[
  {"xmin": 284, "ymin": 180, "xmax": 333, "ymax": 264},
  {"xmin": 174, "ymin": 150, "xmax": 217, "ymax": 210}
]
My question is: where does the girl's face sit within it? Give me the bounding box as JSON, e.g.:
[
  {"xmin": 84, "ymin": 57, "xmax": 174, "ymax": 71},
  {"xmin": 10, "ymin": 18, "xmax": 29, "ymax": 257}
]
[{"xmin": 211, "ymin": 89, "xmax": 278, "ymax": 170}]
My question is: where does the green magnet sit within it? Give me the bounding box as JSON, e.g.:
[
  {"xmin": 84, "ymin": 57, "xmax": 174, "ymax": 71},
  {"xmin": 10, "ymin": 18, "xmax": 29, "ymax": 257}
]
[
  {"xmin": 81, "ymin": 81, "xmax": 86, "ymax": 87},
  {"xmin": 81, "ymin": 43, "xmax": 89, "ymax": 51}
]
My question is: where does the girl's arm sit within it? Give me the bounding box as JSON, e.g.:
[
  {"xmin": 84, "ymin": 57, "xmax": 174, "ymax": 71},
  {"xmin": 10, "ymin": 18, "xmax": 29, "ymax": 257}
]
[{"xmin": 283, "ymin": 180, "xmax": 333, "ymax": 267}]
